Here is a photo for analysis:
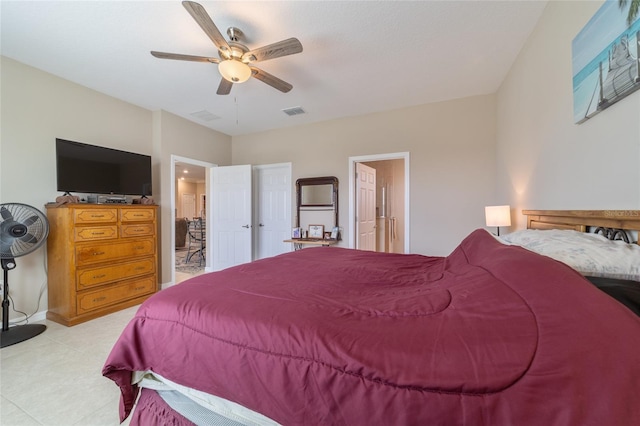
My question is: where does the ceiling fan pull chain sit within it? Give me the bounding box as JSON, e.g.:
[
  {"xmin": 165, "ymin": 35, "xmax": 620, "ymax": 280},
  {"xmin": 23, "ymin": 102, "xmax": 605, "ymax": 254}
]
[{"xmin": 235, "ymin": 96, "xmax": 239, "ymax": 126}]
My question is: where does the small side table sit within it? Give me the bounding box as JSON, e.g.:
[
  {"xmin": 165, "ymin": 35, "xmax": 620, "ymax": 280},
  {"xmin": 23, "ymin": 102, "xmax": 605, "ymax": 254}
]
[{"xmin": 284, "ymin": 238, "xmax": 338, "ymax": 251}]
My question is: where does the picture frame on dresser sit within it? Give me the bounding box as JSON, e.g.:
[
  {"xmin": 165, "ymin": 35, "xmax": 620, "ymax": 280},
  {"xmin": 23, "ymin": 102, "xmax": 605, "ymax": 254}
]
[
  {"xmin": 308, "ymin": 224, "xmax": 324, "ymax": 239},
  {"xmin": 331, "ymin": 226, "xmax": 339, "ymax": 240},
  {"xmin": 292, "ymin": 227, "xmax": 301, "ymax": 239}
]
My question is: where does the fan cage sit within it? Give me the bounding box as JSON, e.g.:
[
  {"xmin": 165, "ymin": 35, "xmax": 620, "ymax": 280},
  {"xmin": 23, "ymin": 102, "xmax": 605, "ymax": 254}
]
[{"xmin": 0, "ymin": 203, "xmax": 49, "ymax": 259}]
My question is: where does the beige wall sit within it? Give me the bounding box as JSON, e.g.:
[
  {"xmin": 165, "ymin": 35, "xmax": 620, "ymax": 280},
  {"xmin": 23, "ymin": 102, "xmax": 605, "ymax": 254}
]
[
  {"xmin": 232, "ymin": 94, "xmax": 498, "ymax": 256},
  {"xmin": 152, "ymin": 110, "xmax": 231, "ymax": 287},
  {"xmin": 1, "ymin": 57, "xmax": 153, "ymax": 322},
  {"xmin": 496, "ymin": 0, "xmax": 640, "ymax": 230},
  {"xmin": 0, "ymin": 57, "xmax": 231, "ymax": 320}
]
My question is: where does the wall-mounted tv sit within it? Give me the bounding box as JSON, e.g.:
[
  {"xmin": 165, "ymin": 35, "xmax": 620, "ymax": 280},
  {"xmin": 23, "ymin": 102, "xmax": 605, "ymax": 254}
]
[{"xmin": 56, "ymin": 138, "xmax": 152, "ymax": 196}]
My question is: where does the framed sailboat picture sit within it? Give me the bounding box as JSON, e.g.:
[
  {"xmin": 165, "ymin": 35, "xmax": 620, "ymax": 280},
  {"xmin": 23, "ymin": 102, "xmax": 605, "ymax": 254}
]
[{"xmin": 572, "ymin": 0, "xmax": 640, "ymax": 124}]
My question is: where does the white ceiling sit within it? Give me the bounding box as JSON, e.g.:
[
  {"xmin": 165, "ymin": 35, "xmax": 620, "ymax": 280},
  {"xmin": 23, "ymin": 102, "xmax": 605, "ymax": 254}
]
[
  {"xmin": 1, "ymin": 1, "xmax": 547, "ymax": 136},
  {"xmin": 176, "ymin": 161, "xmax": 205, "ymax": 182}
]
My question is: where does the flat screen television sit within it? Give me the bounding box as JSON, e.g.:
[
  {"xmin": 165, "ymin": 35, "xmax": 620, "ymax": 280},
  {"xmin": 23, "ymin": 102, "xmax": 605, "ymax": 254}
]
[{"xmin": 56, "ymin": 138, "xmax": 152, "ymax": 196}]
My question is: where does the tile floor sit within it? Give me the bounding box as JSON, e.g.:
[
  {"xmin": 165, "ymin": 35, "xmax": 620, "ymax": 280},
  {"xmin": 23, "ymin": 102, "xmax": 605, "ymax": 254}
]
[
  {"xmin": 1, "ymin": 271, "xmax": 202, "ymax": 426},
  {"xmin": 0, "ymin": 305, "xmax": 137, "ymax": 426}
]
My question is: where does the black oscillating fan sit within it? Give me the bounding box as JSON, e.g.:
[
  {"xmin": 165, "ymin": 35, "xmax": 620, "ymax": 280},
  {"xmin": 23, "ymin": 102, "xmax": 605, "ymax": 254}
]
[{"xmin": 0, "ymin": 203, "xmax": 49, "ymax": 348}]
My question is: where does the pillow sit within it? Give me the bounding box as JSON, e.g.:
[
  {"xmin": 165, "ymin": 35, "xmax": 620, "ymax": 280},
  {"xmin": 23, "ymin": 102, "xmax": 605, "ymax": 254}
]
[{"xmin": 499, "ymin": 229, "xmax": 640, "ymax": 282}]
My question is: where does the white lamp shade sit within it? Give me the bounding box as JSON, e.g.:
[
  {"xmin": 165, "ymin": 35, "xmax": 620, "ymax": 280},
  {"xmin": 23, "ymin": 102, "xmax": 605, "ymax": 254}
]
[
  {"xmin": 218, "ymin": 60, "xmax": 252, "ymax": 83},
  {"xmin": 485, "ymin": 205, "xmax": 511, "ymax": 227}
]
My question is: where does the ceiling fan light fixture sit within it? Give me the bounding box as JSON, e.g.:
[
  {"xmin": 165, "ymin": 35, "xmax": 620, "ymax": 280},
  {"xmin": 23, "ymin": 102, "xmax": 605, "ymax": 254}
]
[{"xmin": 219, "ymin": 59, "xmax": 252, "ymax": 83}]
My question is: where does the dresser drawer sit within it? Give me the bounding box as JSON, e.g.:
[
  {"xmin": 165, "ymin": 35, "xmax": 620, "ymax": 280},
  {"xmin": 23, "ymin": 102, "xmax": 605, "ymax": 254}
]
[
  {"xmin": 77, "ymin": 258, "xmax": 155, "ymax": 290},
  {"xmin": 76, "ymin": 238, "xmax": 155, "ymax": 265},
  {"xmin": 74, "ymin": 208, "xmax": 118, "ymax": 224},
  {"xmin": 76, "ymin": 277, "xmax": 155, "ymax": 314},
  {"xmin": 46, "ymin": 204, "xmax": 158, "ymax": 326},
  {"xmin": 121, "ymin": 208, "xmax": 155, "ymax": 222},
  {"xmin": 74, "ymin": 226, "xmax": 118, "ymax": 242},
  {"xmin": 121, "ymin": 223, "xmax": 155, "ymax": 238}
]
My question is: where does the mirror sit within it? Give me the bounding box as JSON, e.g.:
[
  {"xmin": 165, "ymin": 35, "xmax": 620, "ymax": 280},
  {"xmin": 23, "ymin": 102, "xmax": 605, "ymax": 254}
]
[
  {"xmin": 296, "ymin": 176, "xmax": 339, "ymax": 237},
  {"xmin": 301, "ymin": 184, "xmax": 333, "ymax": 206}
]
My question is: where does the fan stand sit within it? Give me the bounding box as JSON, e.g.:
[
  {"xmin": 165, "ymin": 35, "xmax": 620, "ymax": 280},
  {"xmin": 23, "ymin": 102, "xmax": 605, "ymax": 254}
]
[{"xmin": 1, "ymin": 259, "xmax": 46, "ymax": 348}]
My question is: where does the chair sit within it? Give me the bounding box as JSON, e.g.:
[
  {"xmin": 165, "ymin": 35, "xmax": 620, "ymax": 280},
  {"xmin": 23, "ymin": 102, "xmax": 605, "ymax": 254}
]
[
  {"xmin": 175, "ymin": 218, "xmax": 188, "ymax": 248},
  {"xmin": 185, "ymin": 217, "xmax": 206, "ymax": 266}
]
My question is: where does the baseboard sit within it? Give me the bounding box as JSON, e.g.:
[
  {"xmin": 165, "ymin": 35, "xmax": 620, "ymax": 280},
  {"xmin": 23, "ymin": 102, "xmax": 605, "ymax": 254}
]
[
  {"xmin": 161, "ymin": 281, "xmax": 174, "ymax": 290},
  {"xmin": 10, "ymin": 310, "xmax": 47, "ymax": 326}
]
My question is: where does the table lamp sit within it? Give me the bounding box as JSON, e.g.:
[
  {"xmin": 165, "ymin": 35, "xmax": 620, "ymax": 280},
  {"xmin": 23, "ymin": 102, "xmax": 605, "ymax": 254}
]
[{"xmin": 485, "ymin": 205, "xmax": 511, "ymax": 236}]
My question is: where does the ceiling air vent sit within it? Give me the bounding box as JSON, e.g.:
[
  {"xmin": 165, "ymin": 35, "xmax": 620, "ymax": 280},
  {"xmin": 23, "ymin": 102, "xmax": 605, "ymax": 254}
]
[
  {"xmin": 282, "ymin": 106, "xmax": 306, "ymax": 116},
  {"xmin": 190, "ymin": 110, "xmax": 221, "ymax": 122}
]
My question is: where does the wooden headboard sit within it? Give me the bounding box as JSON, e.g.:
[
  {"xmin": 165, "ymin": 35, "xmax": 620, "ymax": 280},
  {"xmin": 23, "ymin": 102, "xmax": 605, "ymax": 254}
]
[{"xmin": 523, "ymin": 210, "xmax": 640, "ymax": 245}]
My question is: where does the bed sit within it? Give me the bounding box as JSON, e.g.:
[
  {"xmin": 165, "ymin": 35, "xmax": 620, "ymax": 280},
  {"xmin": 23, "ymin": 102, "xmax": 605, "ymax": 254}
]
[
  {"xmin": 103, "ymin": 210, "xmax": 640, "ymax": 426},
  {"xmin": 507, "ymin": 210, "xmax": 640, "ymax": 315}
]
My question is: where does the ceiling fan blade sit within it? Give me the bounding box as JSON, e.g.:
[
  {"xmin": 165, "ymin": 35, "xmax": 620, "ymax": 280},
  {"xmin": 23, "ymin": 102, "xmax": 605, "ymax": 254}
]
[
  {"xmin": 217, "ymin": 78, "xmax": 233, "ymax": 95},
  {"xmin": 250, "ymin": 67, "xmax": 293, "ymax": 93},
  {"xmin": 0, "ymin": 207, "xmax": 13, "ymax": 221},
  {"xmin": 243, "ymin": 38, "xmax": 303, "ymax": 63},
  {"xmin": 182, "ymin": 1, "xmax": 230, "ymax": 54},
  {"xmin": 150, "ymin": 51, "xmax": 219, "ymax": 63}
]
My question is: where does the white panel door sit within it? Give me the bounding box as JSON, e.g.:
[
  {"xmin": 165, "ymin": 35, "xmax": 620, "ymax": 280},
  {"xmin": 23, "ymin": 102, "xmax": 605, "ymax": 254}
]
[
  {"xmin": 182, "ymin": 193, "xmax": 196, "ymax": 220},
  {"xmin": 255, "ymin": 164, "xmax": 292, "ymax": 259},
  {"xmin": 356, "ymin": 163, "xmax": 376, "ymax": 251},
  {"xmin": 212, "ymin": 165, "xmax": 252, "ymax": 271}
]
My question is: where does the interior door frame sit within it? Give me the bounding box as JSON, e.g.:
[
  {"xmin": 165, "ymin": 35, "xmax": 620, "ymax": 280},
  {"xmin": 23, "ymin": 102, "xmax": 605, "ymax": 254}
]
[
  {"xmin": 170, "ymin": 155, "xmax": 217, "ymax": 285},
  {"xmin": 348, "ymin": 152, "xmax": 410, "ymax": 253}
]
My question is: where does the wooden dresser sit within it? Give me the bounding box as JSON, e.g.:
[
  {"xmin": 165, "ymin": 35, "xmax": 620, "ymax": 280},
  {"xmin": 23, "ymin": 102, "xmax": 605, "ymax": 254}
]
[{"xmin": 45, "ymin": 203, "xmax": 158, "ymax": 326}]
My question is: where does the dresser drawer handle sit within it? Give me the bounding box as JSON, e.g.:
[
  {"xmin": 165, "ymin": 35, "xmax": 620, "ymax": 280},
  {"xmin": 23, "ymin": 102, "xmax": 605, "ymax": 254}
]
[
  {"xmin": 134, "ymin": 266, "xmax": 146, "ymax": 271},
  {"xmin": 93, "ymin": 274, "xmax": 106, "ymax": 279},
  {"xmin": 92, "ymin": 232, "xmax": 105, "ymax": 236},
  {"xmin": 93, "ymin": 296, "xmax": 107, "ymax": 303},
  {"xmin": 91, "ymin": 214, "xmax": 106, "ymax": 218},
  {"xmin": 92, "ymin": 251, "xmax": 105, "ymax": 256},
  {"xmin": 134, "ymin": 286, "xmax": 146, "ymax": 292}
]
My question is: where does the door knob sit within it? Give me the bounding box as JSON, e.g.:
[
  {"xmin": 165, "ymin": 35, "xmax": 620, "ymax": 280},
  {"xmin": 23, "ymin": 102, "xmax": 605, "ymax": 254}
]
[
  {"xmin": 259, "ymin": 223, "xmax": 264, "ymax": 227},
  {"xmin": 242, "ymin": 224, "xmax": 250, "ymax": 228}
]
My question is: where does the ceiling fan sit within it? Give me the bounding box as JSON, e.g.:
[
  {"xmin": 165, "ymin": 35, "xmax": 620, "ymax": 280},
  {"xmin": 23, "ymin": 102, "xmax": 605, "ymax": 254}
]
[{"xmin": 151, "ymin": 1, "xmax": 303, "ymax": 95}]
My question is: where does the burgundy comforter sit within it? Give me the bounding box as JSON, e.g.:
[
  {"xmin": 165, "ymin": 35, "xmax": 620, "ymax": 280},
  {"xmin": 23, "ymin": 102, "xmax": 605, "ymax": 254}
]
[{"xmin": 103, "ymin": 230, "xmax": 640, "ymax": 425}]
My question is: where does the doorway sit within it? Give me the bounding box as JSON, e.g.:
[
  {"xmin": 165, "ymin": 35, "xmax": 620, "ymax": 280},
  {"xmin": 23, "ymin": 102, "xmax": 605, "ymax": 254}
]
[
  {"xmin": 171, "ymin": 155, "xmax": 216, "ymax": 285},
  {"xmin": 348, "ymin": 152, "xmax": 410, "ymax": 253},
  {"xmin": 208, "ymin": 163, "xmax": 293, "ymax": 271}
]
